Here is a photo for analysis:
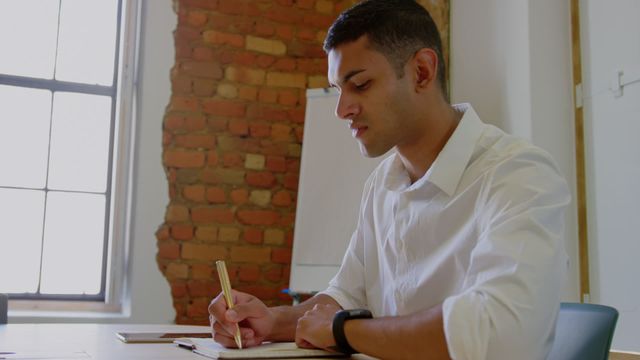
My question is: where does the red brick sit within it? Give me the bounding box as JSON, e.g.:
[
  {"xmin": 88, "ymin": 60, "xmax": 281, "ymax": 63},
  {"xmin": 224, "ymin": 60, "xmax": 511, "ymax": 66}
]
[
  {"xmin": 233, "ymin": 52, "xmax": 258, "ymax": 67},
  {"xmin": 249, "ymin": 122, "xmax": 271, "ymax": 138},
  {"xmin": 230, "ymin": 246, "xmax": 271, "ymax": 263},
  {"xmin": 279, "ymin": 212, "xmax": 295, "ymax": 227},
  {"xmin": 163, "ymin": 131, "xmax": 173, "ymax": 146},
  {"xmin": 238, "ymin": 86, "xmax": 258, "ymax": 101},
  {"xmin": 192, "ymin": 207, "xmax": 235, "ymax": 224},
  {"xmin": 265, "ymin": 266, "xmax": 283, "ymax": 282},
  {"xmin": 181, "ymin": 61, "xmax": 224, "ymax": 79},
  {"xmin": 193, "ymin": 47, "xmax": 214, "ymax": 61},
  {"xmin": 208, "ymin": 118, "xmax": 228, "ymax": 131},
  {"xmin": 166, "ymin": 204, "xmax": 190, "ymax": 222},
  {"xmin": 180, "ymin": 0, "xmax": 218, "ymax": 11},
  {"xmin": 175, "ymin": 27, "xmax": 200, "ymax": 41},
  {"xmin": 191, "ymin": 263, "xmax": 213, "ymax": 279},
  {"xmin": 172, "ymin": 75, "xmax": 192, "ymax": 94},
  {"xmin": 228, "ymin": 119, "xmax": 249, "ymax": 136},
  {"xmin": 247, "ymin": 104, "xmax": 289, "ymax": 122},
  {"xmin": 286, "ymin": 158, "xmax": 301, "ymax": 172},
  {"xmin": 257, "ymin": 55, "xmax": 276, "ymax": 68},
  {"xmin": 237, "ymin": 210, "xmax": 280, "ymax": 225},
  {"xmin": 289, "ymin": 107, "xmax": 306, "ymax": 123},
  {"xmin": 182, "ymin": 243, "xmax": 227, "ymax": 261},
  {"xmin": 218, "ymin": 0, "xmax": 260, "ymax": 16},
  {"xmin": 165, "ymin": 115, "xmax": 184, "ymax": 130},
  {"xmin": 171, "ymin": 224, "xmax": 194, "ymax": 241},
  {"xmin": 183, "ymin": 184, "xmax": 206, "ymax": 202},
  {"xmin": 271, "ymin": 124, "xmax": 292, "ymax": 142},
  {"xmin": 171, "ymin": 280, "xmax": 188, "ymax": 298},
  {"xmin": 175, "ymin": 43, "xmax": 191, "ymax": 59},
  {"xmin": 295, "ymin": 0, "xmax": 315, "ymax": 9},
  {"xmin": 158, "ymin": 242, "xmax": 180, "ymax": 259},
  {"xmin": 284, "ymin": 173, "xmax": 299, "ymax": 190},
  {"xmin": 193, "ymin": 79, "xmax": 216, "ymax": 96},
  {"xmin": 265, "ymin": 156, "xmax": 287, "ymax": 173},
  {"xmin": 222, "ymin": 152, "xmax": 243, "ymax": 168},
  {"xmin": 187, "ymin": 280, "xmax": 220, "ymax": 297},
  {"xmin": 246, "ymin": 171, "xmax": 277, "ymax": 188},
  {"xmin": 206, "ymin": 187, "xmax": 227, "ymax": 203},
  {"xmin": 272, "ymin": 248, "xmax": 292, "ymax": 264},
  {"xmin": 302, "ymin": 13, "xmax": 334, "ymax": 29},
  {"xmin": 238, "ymin": 265, "xmax": 261, "ymax": 282},
  {"xmin": 244, "ymin": 228, "xmax": 263, "ymax": 244},
  {"xmin": 278, "ymin": 90, "xmax": 299, "ymax": 106},
  {"xmin": 294, "ymin": 126, "xmax": 304, "ymax": 142},
  {"xmin": 164, "ymin": 149, "xmax": 205, "ymax": 168},
  {"xmin": 169, "ymin": 95, "xmax": 199, "ymax": 112},
  {"xmin": 202, "ymin": 99, "xmax": 246, "ymax": 118},
  {"xmin": 203, "ymin": 30, "xmax": 245, "ymax": 48},
  {"xmin": 297, "ymin": 27, "xmax": 316, "ymax": 42},
  {"xmin": 185, "ymin": 115, "xmax": 207, "ymax": 131},
  {"xmin": 235, "ymin": 285, "xmax": 278, "ymax": 301},
  {"xmin": 254, "ymin": 22, "xmax": 275, "ymax": 37},
  {"xmin": 273, "ymin": 58, "xmax": 296, "ymax": 71},
  {"xmin": 187, "ymin": 297, "xmax": 210, "ymax": 318},
  {"xmin": 266, "ymin": 8, "xmax": 302, "ymax": 25},
  {"xmin": 275, "ymin": 24, "xmax": 294, "ymax": 41},
  {"xmin": 258, "ymin": 88, "xmax": 278, "ymax": 104},
  {"xmin": 187, "ymin": 11, "xmax": 208, "ymax": 27},
  {"xmin": 207, "ymin": 151, "xmax": 219, "ymax": 166},
  {"xmin": 156, "ymin": 225, "xmax": 170, "ymax": 241},
  {"xmin": 230, "ymin": 189, "xmax": 249, "ymax": 205},
  {"xmin": 175, "ymin": 134, "xmax": 216, "ymax": 149},
  {"xmin": 272, "ymin": 190, "xmax": 292, "ymax": 207}
]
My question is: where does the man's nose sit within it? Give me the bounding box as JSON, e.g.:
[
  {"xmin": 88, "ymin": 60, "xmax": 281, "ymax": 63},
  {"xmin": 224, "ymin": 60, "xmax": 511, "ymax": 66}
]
[{"xmin": 335, "ymin": 93, "xmax": 360, "ymax": 120}]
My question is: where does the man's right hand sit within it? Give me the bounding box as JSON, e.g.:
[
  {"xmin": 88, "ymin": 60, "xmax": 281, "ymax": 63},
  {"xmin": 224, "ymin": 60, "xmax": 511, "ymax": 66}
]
[{"xmin": 208, "ymin": 289, "xmax": 275, "ymax": 348}]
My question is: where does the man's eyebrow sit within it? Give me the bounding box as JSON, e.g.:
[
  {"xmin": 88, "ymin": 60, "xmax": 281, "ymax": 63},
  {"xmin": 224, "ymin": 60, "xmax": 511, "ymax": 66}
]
[{"xmin": 330, "ymin": 69, "xmax": 367, "ymax": 88}]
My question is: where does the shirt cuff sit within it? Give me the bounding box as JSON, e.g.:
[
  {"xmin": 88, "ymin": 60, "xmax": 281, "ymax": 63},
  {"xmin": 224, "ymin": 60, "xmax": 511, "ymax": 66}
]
[
  {"xmin": 318, "ymin": 286, "xmax": 363, "ymax": 310},
  {"xmin": 443, "ymin": 293, "xmax": 491, "ymax": 360}
]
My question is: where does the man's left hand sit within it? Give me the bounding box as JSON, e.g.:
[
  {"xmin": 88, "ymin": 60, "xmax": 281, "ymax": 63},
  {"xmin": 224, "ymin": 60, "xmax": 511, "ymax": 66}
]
[{"xmin": 295, "ymin": 303, "xmax": 341, "ymax": 351}]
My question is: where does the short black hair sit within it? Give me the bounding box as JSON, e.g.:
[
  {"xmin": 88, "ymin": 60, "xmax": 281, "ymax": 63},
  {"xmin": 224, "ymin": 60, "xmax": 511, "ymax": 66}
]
[{"xmin": 324, "ymin": 0, "xmax": 447, "ymax": 100}]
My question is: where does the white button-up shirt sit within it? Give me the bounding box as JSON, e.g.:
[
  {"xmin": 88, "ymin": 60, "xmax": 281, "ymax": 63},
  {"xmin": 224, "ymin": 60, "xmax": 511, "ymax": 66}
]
[{"xmin": 321, "ymin": 104, "xmax": 570, "ymax": 360}]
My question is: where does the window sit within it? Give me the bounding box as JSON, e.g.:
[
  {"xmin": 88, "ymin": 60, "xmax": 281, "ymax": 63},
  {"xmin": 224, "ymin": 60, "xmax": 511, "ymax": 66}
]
[{"xmin": 0, "ymin": 0, "xmax": 138, "ymax": 306}]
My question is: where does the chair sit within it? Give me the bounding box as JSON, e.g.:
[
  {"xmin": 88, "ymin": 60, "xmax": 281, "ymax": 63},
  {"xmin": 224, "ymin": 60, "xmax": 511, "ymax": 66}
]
[
  {"xmin": 0, "ymin": 293, "xmax": 7, "ymax": 324},
  {"xmin": 547, "ymin": 302, "xmax": 619, "ymax": 360}
]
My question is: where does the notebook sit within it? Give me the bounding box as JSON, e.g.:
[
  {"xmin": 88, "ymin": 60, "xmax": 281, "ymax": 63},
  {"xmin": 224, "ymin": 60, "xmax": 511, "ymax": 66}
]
[
  {"xmin": 115, "ymin": 331, "xmax": 211, "ymax": 343},
  {"xmin": 174, "ymin": 338, "xmax": 347, "ymax": 359}
]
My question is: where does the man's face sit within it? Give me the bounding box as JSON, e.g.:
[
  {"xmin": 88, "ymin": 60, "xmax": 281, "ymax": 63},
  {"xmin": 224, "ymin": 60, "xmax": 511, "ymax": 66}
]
[{"xmin": 327, "ymin": 36, "xmax": 418, "ymax": 158}]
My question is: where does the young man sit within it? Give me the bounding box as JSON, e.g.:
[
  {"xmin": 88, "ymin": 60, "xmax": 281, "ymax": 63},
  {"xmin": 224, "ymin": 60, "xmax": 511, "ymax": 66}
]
[{"xmin": 209, "ymin": 1, "xmax": 570, "ymax": 358}]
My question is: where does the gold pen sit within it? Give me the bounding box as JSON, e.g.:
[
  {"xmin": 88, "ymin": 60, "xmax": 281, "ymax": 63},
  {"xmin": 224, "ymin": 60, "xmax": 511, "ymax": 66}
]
[{"xmin": 216, "ymin": 260, "xmax": 243, "ymax": 349}]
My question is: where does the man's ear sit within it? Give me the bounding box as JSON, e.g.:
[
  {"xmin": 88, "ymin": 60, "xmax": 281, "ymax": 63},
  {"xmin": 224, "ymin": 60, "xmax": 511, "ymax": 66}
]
[{"xmin": 412, "ymin": 48, "xmax": 438, "ymax": 92}]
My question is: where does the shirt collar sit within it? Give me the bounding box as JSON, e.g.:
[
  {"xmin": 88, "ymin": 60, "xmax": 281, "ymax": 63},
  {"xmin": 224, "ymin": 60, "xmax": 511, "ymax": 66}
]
[{"xmin": 384, "ymin": 104, "xmax": 485, "ymax": 196}]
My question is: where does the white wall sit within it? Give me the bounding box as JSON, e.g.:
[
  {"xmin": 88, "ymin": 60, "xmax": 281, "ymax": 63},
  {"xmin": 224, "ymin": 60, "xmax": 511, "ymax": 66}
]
[
  {"xmin": 123, "ymin": 0, "xmax": 175, "ymax": 323},
  {"xmin": 450, "ymin": 0, "xmax": 580, "ymax": 301}
]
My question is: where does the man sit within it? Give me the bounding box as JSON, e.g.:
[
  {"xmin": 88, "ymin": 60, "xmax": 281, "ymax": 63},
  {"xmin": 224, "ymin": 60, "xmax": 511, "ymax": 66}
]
[{"xmin": 209, "ymin": 0, "xmax": 570, "ymax": 358}]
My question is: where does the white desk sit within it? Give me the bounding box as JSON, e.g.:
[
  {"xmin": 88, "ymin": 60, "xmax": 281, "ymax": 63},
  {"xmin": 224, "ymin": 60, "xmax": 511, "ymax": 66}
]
[
  {"xmin": 0, "ymin": 324, "xmax": 209, "ymax": 359},
  {"xmin": 0, "ymin": 323, "xmax": 374, "ymax": 359}
]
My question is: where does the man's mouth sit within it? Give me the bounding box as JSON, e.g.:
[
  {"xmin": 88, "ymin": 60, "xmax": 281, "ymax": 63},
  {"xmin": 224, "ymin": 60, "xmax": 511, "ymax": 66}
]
[{"xmin": 349, "ymin": 122, "xmax": 368, "ymax": 138}]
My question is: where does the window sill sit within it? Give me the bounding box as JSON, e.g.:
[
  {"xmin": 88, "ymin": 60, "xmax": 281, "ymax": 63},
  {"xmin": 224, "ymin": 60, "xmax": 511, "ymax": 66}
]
[{"xmin": 8, "ymin": 300, "xmax": 129, "ymax": 323}]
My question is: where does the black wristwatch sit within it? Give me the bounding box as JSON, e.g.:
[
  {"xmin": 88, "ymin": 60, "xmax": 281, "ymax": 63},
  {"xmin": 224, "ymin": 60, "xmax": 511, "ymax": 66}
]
[{"xmin": 332, "ymin": 309, "xmax": 373, "ymax": 355}]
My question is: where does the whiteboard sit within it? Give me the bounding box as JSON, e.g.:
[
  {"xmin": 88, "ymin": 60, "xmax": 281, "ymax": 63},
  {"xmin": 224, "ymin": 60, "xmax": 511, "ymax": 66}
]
[
  {"xmin": 289, "ymin": 88, "xmax": 386, "ymax": 293},
  {"xmin": 580, "ymin": 0, "xmax": 640, "ymax": 351}
]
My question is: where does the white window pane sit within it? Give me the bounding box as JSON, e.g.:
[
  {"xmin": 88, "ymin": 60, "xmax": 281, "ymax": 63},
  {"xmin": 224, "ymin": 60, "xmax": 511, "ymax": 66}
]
[
  {"xmin": 40, "ymin": 192, "xmax": 105, "ymax": 295},
  {"xmin": 55, "ymin": 0, "xmax": 118, "ymax": 86},
  {"xmin": 0, "ymin": 85, "xmax": 52, "ymax": 189},
  {"xmin": 48, "ymin": 92, "xmax": 111, "ymax": 193},
  {"xmin": 0, "ymin": 188, "xmax": 45, "ymax": 294},
  {"xmin": 0, "ymin": 1, "xmax": 59, "ymax": 78}
]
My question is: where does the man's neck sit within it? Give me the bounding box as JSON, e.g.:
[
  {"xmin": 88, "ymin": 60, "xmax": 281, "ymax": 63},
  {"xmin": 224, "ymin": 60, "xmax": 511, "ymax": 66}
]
[{"xmin": 397, "ymin": 104, "xmax": 464, "ymax": 184}]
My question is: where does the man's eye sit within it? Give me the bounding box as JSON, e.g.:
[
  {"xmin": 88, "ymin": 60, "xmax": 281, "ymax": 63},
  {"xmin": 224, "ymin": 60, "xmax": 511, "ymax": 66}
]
[{"xmin": 354, "ymin": 81, "xmax": 370, "ymax": 90}]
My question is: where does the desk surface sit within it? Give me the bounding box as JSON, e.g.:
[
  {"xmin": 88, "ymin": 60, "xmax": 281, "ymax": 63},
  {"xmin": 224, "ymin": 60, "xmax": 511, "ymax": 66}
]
[{"xmin": 0, "ymin": 323, "xmax": 374, "ymax": 359}]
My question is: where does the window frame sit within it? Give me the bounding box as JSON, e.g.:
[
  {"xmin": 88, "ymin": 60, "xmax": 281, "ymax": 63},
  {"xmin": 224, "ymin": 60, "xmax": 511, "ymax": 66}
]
[{"xmin": 2, "ymin": 0, "xmax": 140, "ymax": 313}]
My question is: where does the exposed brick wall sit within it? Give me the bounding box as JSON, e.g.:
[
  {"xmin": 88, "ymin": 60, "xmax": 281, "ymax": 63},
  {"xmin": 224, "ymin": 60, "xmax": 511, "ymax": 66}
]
[{"xmin": 157, "ymin": 0, "xmax": 450, "ymax": 325}]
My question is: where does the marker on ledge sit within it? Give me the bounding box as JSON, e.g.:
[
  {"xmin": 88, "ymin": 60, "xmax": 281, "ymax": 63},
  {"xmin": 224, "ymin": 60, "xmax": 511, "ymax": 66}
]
[{"xmin": 216, "ymin": 260, "xmax": 243, "ymax": 349}]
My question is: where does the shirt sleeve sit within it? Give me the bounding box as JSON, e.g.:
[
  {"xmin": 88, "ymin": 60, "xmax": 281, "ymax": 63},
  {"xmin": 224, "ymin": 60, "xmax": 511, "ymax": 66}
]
[{"xmin": 442, "ymin": 149, "xmax": 571, "ymax": 360}]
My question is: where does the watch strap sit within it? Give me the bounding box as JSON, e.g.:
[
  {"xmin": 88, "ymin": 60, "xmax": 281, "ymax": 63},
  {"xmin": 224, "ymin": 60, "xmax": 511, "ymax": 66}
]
[{"xmin": 332, "ymin": 309, "xmax": 372, "ymax": 355}]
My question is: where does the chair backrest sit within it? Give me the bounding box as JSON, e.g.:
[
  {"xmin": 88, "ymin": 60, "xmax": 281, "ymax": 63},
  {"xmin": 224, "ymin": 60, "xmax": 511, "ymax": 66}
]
[
  {"xmin": 547, "ymin": 302, "xmax": 619, "ymax": 360},
  {"xmin": 0, "ymin": 293, "xmax": 7, "ymax": 324}
]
